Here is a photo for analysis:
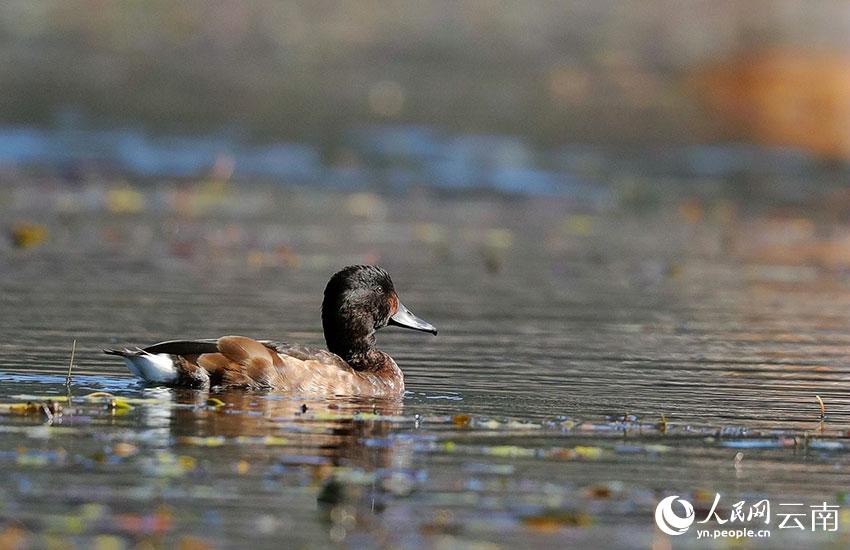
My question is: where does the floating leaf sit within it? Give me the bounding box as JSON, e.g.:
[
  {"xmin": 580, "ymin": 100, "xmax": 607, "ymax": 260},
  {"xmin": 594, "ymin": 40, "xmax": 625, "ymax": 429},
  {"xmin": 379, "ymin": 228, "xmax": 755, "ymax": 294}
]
[
  {"xmin": 451, "ymin": 414, "xmax": 471, "ymax": 427},
  {"xmin": 108, "ymin": 398, "xmax": 133, "ymax": 411},
  {"xmin": 583, "ymin": 484, "xmax": 612, "ymax": 498},
  {"xmin": 177, "ymin": 436, "xmax": 226, "ymax": 447},
  {"xmin": 112, "ymin": 442, "xmax": 138, "ymax": 457},
  {"xmin": 261, "ymin": 435, "xmax": 288, "ymax": 446},
  {"xmin": 84, "ymin": 392, "xmax": 115, "ymax": 399},
  {"xmin": 10, "ymin": 221, "xmax": 47, "ymax": 249},
  {"xmin": 1, "ymin": 401, "xmax": 62, "ymax": 418},
  {"xmin": 486, "ymin": 445, "xmax": 535, "ymax": 458},
  {"xmin": 657, "ymin": 414, "xmax": 668, "ymax": 433},
  {"xmin": 521, "ymin": 510, "xmax": 592, "ymax": 531},
  {"xmin": 549, "ymin": 446, "xmax": 604, "ymax": 460},
  {"xmin": 573, "ymin": 446, "xmax": 603, "ymax": 459}
]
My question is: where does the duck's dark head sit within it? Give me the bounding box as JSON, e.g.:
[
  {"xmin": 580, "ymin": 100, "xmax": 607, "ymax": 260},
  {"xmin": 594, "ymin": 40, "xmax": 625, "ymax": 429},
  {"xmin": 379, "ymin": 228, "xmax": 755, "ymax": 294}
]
[{"xmin": 322, "ymin": 265, "xmax": 437, "ymax": 362}]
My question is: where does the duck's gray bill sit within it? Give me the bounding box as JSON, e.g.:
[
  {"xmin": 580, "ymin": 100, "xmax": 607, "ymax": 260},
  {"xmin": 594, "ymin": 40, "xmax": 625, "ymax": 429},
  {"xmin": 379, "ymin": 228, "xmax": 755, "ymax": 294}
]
[{"xmin": 389, "ymin": 302, "xmax": 438, "ymax": 335}]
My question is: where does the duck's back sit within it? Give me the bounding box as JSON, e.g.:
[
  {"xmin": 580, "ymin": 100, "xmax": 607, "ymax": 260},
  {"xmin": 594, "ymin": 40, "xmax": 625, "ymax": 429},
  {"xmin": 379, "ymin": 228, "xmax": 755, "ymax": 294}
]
[{"xmin": 105, "ymin": 336, "xmax": 403, "ymax": 397}]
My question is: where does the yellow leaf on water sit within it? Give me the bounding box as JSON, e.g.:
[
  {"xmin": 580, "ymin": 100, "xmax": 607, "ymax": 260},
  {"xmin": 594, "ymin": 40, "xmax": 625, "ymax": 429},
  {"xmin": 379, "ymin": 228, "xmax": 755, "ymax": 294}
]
[
  {"xmin": 109, "ymin": 398, "xmax": 133, "ymax": 411},
  {"xmin": 178, "ymin": 455, "xmax": 196, "ymax": 471},
  {"xmin": 5, "ymin": 403, "xmax": 33, "ymax": 414},
  {"xmin": 177, "ymin": 436, "xmax": 226, "ymax": 447},
  {"xmin": 262, "ymin": 435, "xmax": 288, "ymax": 446},
  {"xmin": 10, "ymin": 221, "xmax": 47, "ymax": 249},
  {"xmin": 573, "ymin": 446, "xmax": 603, "ymax": 459},
  {"xmin": 521, "ymin": 510, "xmax": 592, "ymax": 531},
  {"xmin": 112, "ymin": 442, "xmax": 138, "ymax": 457},
  {"xmin": 106, "ymin": 186, "xmax": 145, "ymax": 214},
  {"xmin": 451, "ymin": 414, "xmax": 471, "ymax": 427},
  {"xmin": 2, "ymin": 401, "xmax": 62, "ymax": 416},
  {"xmin": 487, "ymin": 445, "xmax": 535, "ymax": 457}
]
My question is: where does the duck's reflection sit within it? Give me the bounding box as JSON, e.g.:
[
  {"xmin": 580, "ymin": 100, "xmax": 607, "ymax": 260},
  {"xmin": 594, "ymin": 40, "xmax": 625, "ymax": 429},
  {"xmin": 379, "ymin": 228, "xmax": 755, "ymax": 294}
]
[
  {"xmin": 163, "ymin": 388, "xmax": 402, "ymax": 459},
  {"xmin": 140, "ymin": 385, "xmax": 410, "ymax": 492},
  {"xmin": 134, "ymin": 387, "xmax": 415, "ymax": 544}
]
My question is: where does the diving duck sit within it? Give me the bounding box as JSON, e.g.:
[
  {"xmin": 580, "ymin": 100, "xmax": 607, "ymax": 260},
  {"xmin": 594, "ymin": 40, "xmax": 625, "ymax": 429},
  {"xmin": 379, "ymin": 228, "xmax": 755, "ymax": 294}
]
[{"xmin": 104, "ymin": 265, "xmax": 437, "ymax": 398}]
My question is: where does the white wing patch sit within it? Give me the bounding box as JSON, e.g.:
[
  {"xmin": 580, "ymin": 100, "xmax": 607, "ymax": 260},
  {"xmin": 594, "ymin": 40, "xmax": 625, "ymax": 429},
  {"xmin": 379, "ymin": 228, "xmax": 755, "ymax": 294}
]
[{"xmin": 123, "ymin": 353, "xmax": 178, "ymax": 383}]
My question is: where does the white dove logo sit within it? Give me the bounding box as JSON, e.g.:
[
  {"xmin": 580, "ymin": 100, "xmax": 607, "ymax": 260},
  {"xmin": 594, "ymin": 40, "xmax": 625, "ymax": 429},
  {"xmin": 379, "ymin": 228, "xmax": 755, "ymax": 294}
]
[{"xmin": 655, "ymin": 495, "xmax": 695, "ymax": 536}]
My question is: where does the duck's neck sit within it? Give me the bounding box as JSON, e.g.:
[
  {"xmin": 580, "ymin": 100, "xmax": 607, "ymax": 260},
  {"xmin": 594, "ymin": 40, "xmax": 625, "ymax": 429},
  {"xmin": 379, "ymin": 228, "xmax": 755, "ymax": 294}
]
[
  {"xmin": 346, "ymin": 348, "xmax": 389, "ymax": 372},
  {"xmin": 327, "ymin": 331, "xmax": 380, "ymax": 371},
  {"xmin": 326, "ymin": 329, "xmax": 403, "ymax": 393}
]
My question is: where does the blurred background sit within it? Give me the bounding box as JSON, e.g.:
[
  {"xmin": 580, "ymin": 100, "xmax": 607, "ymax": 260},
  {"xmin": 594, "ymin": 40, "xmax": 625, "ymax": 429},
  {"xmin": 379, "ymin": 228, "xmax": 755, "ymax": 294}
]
[{"xmin": 0, "ymin": 0, "xmax": 849, "ymax": 197}]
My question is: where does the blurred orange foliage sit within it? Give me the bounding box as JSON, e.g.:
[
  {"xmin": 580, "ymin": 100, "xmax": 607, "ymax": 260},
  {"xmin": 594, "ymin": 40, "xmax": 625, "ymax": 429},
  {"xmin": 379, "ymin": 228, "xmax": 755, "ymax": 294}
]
[{"xmin": 693, "ymin": 50, "xmax": 850, "ymax": 159}]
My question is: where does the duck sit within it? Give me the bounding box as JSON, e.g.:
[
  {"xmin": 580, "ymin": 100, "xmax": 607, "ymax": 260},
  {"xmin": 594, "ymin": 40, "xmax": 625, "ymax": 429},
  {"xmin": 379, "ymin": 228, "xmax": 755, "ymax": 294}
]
[{"xmin": 104, "ymin": 265, "xmax": 437, "ymax": 398}]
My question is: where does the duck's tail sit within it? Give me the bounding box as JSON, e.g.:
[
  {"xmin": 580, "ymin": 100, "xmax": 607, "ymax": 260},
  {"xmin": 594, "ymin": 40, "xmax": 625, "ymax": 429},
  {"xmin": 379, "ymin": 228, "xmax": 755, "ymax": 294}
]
[{"xmin": 103, "ymin": 348, "xmax": 178, "ymax": 383}]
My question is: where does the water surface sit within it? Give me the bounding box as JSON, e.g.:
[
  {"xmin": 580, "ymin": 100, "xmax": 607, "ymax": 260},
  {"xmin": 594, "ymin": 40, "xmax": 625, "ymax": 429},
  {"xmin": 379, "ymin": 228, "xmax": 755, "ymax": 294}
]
[{"xmin": 2, "ymin": 184, "xmax": 850, "ymax": 548}]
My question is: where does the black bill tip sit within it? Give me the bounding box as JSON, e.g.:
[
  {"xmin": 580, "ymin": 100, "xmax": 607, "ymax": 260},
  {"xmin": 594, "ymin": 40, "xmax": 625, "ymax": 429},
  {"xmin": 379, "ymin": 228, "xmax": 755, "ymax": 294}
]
[{"xmin": 388, "ymin": 302, "xmax": 437, "ymax": 335}]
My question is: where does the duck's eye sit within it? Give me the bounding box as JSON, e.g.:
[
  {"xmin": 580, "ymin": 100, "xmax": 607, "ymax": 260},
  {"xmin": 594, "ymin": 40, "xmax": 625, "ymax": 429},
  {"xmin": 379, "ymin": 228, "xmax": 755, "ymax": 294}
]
[{"xmin": 375, "ymin": 285, "xmax": 384, "ymax": 293}]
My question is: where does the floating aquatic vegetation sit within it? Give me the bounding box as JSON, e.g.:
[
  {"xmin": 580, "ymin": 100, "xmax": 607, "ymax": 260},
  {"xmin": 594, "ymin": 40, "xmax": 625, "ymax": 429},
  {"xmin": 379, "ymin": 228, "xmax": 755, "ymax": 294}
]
[
  {"xmin": 9, "ymin": 221, "xmax": 47, "ymax": 248},
  {"xmin": 111, "ymin": 442, "xmax": 138, "ymax": 458},
  {"xmin": 548, "ymin": 446, "xmax": 604, "ymax": 460},
  {"xmin": 139, "ymin": 451, "xmax": 198, "ymax": 478},
  {"xmin": 206, "ymin": 397, "xmax": 226, "ymax": 409},
  {"xmin": 114, "ymin": 508, "xmax": 173, "ymax": 535},
  {"xmin": 65, "ymin": 340, "xmax": 76, "ymax": 387},
  {"xmin": 816, "ymin": 394, "xmax": 826, "ymax": 433},
  {"xmin": 583, "ymin": 483, "xmax": 618, "ymax": 499},
  {"xmin": 234, "ymin": 459, "xmax": 251, "ymax": 475},
  {"xmin": 0, "ymin": 400, "xmax": 62, "ymax": 419},
  {"xmin": 657, "ymin": 413, "xmax": 667, "ymax": 433},
  {"xmin": 175, "ymin": 436, "xmax": 226, "ymax": 447},
  {"xmin": 452, "ymin": 414, "xmax": 471, "ymax": 427},
  {"xmin": 16, "ymin": 451, "xmax": 51, "ymax": 468},
  {"xmin": 105, "ymin": 185, "xmax": 145, "ymax": 214},
  {"xmin": 520, "ymin": 510, "xmax": 592, "ymax": 531},
  {"xmin": 484, "ymin": 445, "xmax": 537, "ymax": 458}
]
